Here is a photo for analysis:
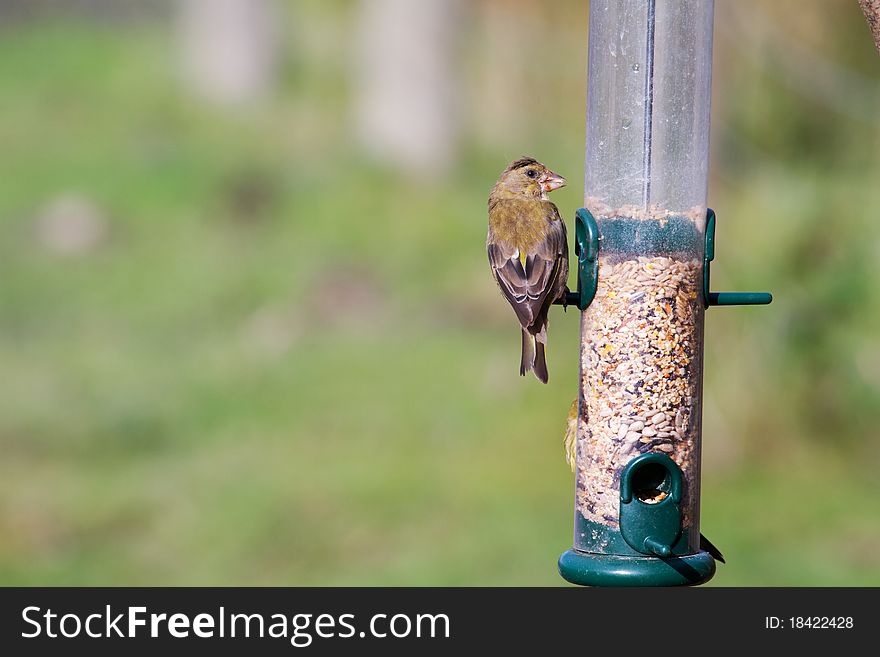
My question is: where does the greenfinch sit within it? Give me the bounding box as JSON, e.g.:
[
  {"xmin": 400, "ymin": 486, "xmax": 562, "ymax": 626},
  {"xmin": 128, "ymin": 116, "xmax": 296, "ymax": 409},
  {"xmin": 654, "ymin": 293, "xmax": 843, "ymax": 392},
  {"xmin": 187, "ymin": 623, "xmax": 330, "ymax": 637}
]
[
  {"xmin": 563, "ymin": 398, "xmax": 577, "ymax": 471},
  {"xmin": 487, "ymin": 157, "xmax": 569, "ymax": 383}
]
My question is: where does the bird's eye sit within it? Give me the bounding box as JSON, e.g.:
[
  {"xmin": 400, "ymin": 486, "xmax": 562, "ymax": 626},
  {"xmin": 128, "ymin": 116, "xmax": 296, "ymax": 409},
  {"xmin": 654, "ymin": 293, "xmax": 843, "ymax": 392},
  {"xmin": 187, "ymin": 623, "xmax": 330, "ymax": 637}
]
[{"xmin": 525, "ymin": 169, "xmax": 538, "ymax": 179}]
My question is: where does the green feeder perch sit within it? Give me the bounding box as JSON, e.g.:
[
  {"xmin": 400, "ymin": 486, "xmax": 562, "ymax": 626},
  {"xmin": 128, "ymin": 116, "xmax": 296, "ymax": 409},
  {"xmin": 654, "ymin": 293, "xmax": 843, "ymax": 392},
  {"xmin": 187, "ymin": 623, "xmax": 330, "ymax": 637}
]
[{"xmin": 557, "ymin": 0, "xmax": 771, "ymax": 587}]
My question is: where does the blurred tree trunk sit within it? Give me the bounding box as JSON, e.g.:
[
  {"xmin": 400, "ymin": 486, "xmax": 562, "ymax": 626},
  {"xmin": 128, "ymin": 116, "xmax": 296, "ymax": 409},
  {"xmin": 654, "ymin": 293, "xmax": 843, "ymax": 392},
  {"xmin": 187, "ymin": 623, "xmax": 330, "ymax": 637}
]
[
  {"xmin": 178, "ymin": 0, "xmax": 277, "ymax": 105},
  {"xmin": 353, "ymin": 0, "xmax": 462, "ymax": 176},
  {"xmin": 858, "ymin": 0, "xmax": 880, "ymax": 53},
  {"xmin": 471, "ymin": 0, "xmax": 533, "ymax": 146}
]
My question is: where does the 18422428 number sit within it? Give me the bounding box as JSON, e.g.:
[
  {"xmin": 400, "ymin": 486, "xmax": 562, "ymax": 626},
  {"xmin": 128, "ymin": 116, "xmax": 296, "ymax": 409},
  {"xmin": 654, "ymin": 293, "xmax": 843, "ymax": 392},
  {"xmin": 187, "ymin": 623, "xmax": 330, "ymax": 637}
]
[{"xmin": 790, "ymin": 617, "xmax": 854, "ymax": 629}]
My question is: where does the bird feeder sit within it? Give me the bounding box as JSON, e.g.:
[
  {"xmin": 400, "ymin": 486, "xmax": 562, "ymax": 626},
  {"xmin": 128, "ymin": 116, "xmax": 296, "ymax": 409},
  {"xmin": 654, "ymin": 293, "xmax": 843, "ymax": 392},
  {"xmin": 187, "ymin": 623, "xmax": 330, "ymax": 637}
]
[{"xmin": 557, "ymin": 0, "xmax": 771, "ymax": 586}]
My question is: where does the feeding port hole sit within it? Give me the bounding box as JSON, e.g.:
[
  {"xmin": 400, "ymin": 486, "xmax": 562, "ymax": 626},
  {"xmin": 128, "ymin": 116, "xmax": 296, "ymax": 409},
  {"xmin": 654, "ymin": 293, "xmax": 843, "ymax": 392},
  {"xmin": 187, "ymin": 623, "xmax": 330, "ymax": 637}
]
[{"xmin": 631, "ymin": 461, "xmax": 670, "ymax": 504}]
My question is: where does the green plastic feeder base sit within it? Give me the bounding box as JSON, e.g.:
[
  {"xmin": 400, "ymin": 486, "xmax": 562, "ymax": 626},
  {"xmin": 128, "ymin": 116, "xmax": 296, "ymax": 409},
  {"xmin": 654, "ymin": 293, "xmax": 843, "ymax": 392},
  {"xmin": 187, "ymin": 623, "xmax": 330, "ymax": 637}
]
[{"xmin": 558, "ymin": 549, "xmax": 716, "ymax": 587}]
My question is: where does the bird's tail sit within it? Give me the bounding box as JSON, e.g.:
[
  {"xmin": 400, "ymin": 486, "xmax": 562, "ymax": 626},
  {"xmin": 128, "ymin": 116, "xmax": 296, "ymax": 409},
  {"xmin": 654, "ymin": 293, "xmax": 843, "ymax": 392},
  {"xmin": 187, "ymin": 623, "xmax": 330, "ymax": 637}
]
[
  {"xmin": 520, "ymin": 328, "xmax": 549, "ymax": 383},
  {"xmin": 699, "ymin": 533, "xmax": 726, "ymax": 564},
  {"xmin": 519, "ymin": 328, "xmax": 534, "ymax": 377},
  {"xmin": 534, "ymin": 339, "xmax": 548, "ymax": 383}
]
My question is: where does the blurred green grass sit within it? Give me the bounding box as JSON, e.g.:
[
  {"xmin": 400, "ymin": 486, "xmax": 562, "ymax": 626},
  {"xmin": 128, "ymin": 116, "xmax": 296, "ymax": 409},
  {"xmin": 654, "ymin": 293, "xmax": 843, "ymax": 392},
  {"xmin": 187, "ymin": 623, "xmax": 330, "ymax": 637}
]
[{"xmin": 1, "ymin": 5, "xmax": 879, "ymax": 586}]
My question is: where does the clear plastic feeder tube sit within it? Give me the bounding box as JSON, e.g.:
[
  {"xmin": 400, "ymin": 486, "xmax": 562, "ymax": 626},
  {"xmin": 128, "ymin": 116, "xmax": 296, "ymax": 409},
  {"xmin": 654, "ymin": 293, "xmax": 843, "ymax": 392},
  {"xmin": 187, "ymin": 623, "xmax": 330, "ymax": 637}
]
[
  {"xmin": 584, "ymin": 0, "xmax": 715, "ymax": 220},
  {"xmin": 575, "ymin": 0, "xmax": 715, "ymax": 554}
]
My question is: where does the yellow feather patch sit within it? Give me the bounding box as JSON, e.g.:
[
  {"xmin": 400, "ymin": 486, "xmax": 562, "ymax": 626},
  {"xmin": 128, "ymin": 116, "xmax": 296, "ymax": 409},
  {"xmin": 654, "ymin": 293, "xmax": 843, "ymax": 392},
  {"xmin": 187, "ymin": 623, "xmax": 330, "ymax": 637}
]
[
  {"xmin": 519, "ymin": 250, "xmax": 527, "ymax": 268},
  {"xmin": 563, "ymin": 398, "xmax": 578, "ymax": 472}
]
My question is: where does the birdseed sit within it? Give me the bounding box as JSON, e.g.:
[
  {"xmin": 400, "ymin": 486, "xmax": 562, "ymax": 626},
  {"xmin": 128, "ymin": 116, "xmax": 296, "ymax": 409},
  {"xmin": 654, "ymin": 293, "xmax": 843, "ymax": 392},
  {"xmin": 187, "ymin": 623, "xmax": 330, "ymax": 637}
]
[{"xmin": 574, "ymin": 212, "xmax": 705, "ymax": 541}]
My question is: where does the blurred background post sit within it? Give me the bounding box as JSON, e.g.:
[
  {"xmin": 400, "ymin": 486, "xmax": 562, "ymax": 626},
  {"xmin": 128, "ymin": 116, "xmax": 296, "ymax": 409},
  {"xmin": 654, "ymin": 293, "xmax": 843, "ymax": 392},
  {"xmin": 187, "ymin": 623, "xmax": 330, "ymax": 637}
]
[
  {"xmin": 178, "ymin": 0, "xmax": 277, "ymax": 106},
  {"xmin": 353, "ymin": 0, "xmax": 462, "ymax": 176},
  {"xmin": 0, "ymin": 0, "xmax": 878, "ymax": 585}
]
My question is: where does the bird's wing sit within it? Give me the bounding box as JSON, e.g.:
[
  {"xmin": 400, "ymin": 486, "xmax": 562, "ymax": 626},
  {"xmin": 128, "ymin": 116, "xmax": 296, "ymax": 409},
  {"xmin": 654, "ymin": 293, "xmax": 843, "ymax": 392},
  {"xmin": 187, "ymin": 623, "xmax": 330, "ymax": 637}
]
[
  {"xmin": 487, "ymin": 240, "xmax": 538, "ymax": 327},
  {"xmin": 488, "ymin": 205, "xmax": 567, "ymax": 331},
  {"xmin": 552, "ymin": 204, "xmax": 570, "ymax": 298}
]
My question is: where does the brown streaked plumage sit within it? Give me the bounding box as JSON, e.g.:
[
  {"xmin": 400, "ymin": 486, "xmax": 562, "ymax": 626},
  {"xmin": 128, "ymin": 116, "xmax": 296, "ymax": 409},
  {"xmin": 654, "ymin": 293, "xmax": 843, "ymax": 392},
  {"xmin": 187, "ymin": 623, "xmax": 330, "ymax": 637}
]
[{"xmin": 487, "ymin": 156, "xmax": 569, "ymax": 383}]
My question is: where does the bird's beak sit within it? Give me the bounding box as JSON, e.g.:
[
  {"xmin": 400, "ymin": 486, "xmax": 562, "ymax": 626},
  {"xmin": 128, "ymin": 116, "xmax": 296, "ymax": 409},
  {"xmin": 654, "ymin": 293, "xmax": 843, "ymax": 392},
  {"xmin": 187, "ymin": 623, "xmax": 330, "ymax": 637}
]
[{"xmin": 541, "ymin": 171, "xmax": 566, "ymax": 193}]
